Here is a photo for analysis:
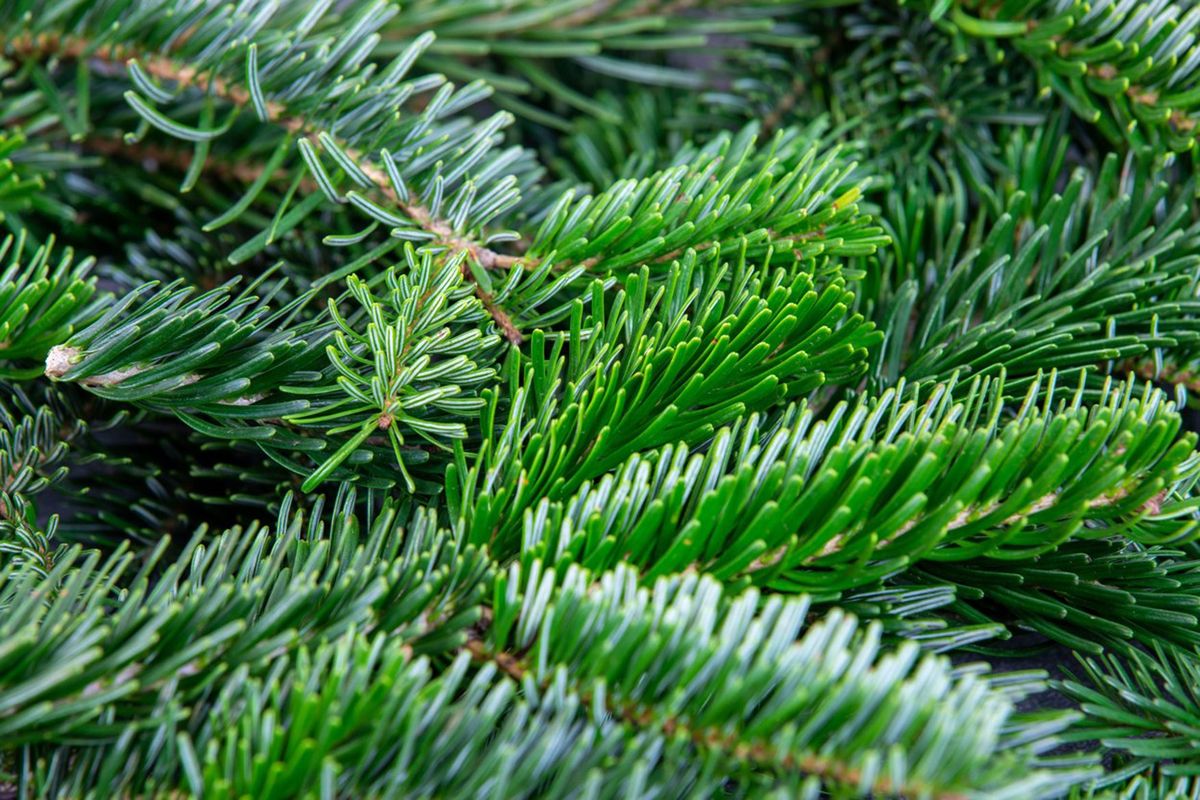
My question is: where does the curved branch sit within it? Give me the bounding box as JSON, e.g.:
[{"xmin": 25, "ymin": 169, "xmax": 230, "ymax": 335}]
[{"xmin": 4, "ymin": 32, "xmax": 526, "ymax": 340}]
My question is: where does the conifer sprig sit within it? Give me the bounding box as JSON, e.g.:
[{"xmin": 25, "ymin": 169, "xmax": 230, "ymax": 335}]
[
  {"xmin": 929, "ymin": 0, "xmax": 1200, "ymax": 154},
  {"xmin": 474, "ymin": 561, "xmax": 1094, "ymax": 800},
  {"xmin": 6, "ymin": 0, "xmax": 1200, "ymax": 795},
  {"xmin": 474, "ymin": 372, "xmax": 1199, "ymax": 594}
]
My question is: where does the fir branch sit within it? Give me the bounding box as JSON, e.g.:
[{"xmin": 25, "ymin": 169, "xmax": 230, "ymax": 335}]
[
  {"xmin": 455, "ymin": 251, "xmax": 881, "ymax": 550},
  {"xmin": 0, "ymin": 492, "xmax": 489, "ymax": 748},
  {"xmin": 19, "ymin": 639, "xmax": 731, "ymax": 800},
  {"xmin": 2, "ymin": 14, "xmax": 531, "ymax": 334},
  {"xmin": 0, "ymin": 405, "xmax": 75, "ymax": 518},
  {"xmin": 469, "ymin": 561, "xmax": 1094, "ymax": 800},
  {"xmin": 916, "ymin": 538, "xmax": 1200, "ymax": 656},
  {"xmin": 1056, "ymin": 643, "xmax": 1200, "ymax": 772},
  {"xmin": 936, "ymin": 0, "xmax": 1200, "ymax": 151},
  {"xmin": 43, "ymin": 248, "xmax": 517, "ymax": 493},
  {"xmin": 377, "ymin": 0, "xmax": 793, "ymax": 127},
  {"xmin": 508, "ymin": 122, "xmax": 885, "ymax": 275},
  {"xmin": 479, "ymin": 370, "xmax": 1199, "ymax": 593},
  {"xmin": 0, "ymin": 385, "xmax": 124, "ymax": 521},
  {"xmin": 874, "ymin": 151, "xmax": 1200, "ymax": 393},
  {"xmin": 9, "ymin": 1, "xmax": 1200, "ymax": 796}
]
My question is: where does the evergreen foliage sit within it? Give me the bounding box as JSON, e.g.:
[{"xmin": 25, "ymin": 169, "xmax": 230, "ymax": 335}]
[{"xmin": 4, "ymin": 0, "xmax": 1200, "ymax": 797}]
